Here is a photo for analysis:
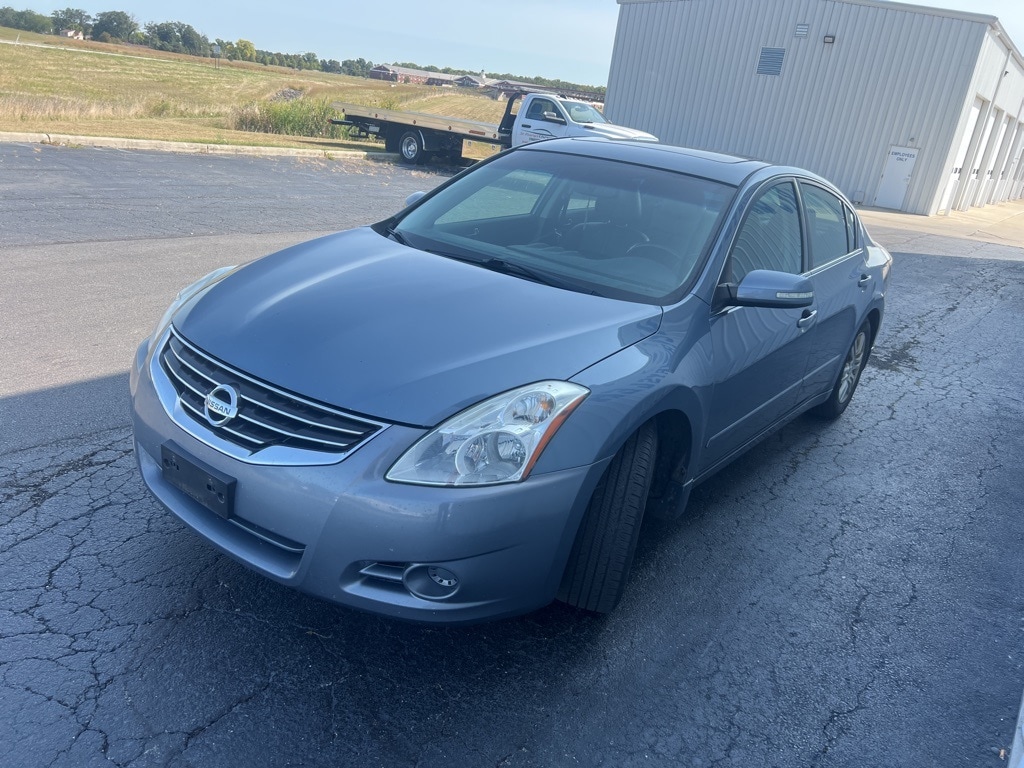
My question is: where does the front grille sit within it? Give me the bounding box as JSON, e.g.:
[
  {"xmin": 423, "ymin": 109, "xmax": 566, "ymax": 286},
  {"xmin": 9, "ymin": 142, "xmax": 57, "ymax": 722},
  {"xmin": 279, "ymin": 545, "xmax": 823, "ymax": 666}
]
[{"xmin": 160, "ymin": 328, "xmax": 384, "ymax": 455}]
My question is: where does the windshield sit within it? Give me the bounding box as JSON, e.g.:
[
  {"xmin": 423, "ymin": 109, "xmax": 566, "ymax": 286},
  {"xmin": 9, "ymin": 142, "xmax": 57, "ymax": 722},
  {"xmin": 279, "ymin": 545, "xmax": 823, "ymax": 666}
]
[
  {"xmin": 560, "ymin": 100, "xmax": 608, "ymax": 124},
  {"xmin": 390, "ymin": 149, "xmax": 735, "ymax": 304}
]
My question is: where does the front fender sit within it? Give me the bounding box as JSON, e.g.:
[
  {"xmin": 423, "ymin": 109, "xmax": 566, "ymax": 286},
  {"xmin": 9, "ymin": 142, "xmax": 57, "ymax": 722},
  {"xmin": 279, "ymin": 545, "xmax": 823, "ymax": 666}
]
[{"xmin": 534, "ymin": 321, "xmax": 713, "ymax": 479}]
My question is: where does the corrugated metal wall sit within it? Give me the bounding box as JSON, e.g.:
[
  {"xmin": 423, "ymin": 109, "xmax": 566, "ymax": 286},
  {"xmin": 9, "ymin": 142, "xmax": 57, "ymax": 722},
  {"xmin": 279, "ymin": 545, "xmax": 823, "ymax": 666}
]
[
  {"xmin": 947, "ymin": 29, "xmax": 1024, "ymax": 211},
  {"xmin": 605, "ymin": 0, "xmax": 1004, "ymax": 214}
]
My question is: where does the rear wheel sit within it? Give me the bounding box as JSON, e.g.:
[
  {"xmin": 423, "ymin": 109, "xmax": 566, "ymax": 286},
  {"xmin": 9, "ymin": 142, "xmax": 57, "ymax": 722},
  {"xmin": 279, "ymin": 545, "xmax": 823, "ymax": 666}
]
[
  {"xmin": 811, "ymin": 321, "xmax": 871, "ymax": 420},
  {"xmin": 398, "ymin": 131, "xmax": 425, "ymax": 164},
  {"xmin": 558, "ymin": 421, "xmax": 658, "ymax": 613}
]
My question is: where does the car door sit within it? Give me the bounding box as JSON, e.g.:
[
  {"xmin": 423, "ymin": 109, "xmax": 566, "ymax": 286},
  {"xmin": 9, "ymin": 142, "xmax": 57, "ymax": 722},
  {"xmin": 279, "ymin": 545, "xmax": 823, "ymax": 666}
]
[
  {"xmin": 797, "ymin": 182, "xmax": 866, "ymax": 398},
  {"xmin": 514, "ymin": 97, "xmax": 570, "ymax": 145},
  {"xmin": 701, "ymin": 180, "xmax": 815, "ymax": 469}
]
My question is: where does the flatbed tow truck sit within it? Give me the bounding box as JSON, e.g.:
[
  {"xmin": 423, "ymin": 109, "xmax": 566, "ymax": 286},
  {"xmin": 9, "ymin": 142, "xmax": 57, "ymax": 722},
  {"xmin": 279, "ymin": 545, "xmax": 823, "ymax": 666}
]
[{"xmin": 332, "ymin": 90, "xmax": 657, "ymax": 164}]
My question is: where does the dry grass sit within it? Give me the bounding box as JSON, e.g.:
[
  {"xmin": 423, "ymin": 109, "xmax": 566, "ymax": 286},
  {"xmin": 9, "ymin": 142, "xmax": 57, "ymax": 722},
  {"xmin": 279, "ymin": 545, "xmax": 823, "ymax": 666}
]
[
  {"xmin": 401, "ymin": 92, "xmax": 507, "ymax": 123},
  {"xmin": 0, "ymin": 26, "xmax": 512, "ymax": 150}
]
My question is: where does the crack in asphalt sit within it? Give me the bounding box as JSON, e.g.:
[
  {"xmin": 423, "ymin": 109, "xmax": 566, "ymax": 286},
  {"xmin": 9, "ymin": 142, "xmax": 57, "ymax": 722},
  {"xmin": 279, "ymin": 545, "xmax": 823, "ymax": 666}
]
[{"xmin": 815, "ymin": 673, "xmax": 878, "ymax": 765}]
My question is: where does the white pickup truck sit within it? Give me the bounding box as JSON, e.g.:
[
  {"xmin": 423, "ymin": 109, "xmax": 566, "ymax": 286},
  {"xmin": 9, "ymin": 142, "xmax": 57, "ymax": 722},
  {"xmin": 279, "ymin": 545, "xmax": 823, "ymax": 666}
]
[{"xmin": 332, "ymin": 91, "xmax": 658, "ymax": 164}]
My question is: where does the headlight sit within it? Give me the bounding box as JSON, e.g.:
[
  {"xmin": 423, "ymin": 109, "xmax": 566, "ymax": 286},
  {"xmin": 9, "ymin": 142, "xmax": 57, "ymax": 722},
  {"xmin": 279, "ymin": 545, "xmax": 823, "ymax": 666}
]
[
  {"xmin": 148, "ymin": 266, "xmax": 237, "ymax": 352},
  {"xmin": 387, "ymin": 381, "xmax": 589, "ymax": 487}
]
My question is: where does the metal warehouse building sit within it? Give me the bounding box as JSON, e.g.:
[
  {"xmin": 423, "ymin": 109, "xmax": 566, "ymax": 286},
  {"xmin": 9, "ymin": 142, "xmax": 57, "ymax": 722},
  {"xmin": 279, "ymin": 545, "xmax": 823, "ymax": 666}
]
[{"xmin": 604, "ymin": 0, "xmax": 1024, "ymax": 214}]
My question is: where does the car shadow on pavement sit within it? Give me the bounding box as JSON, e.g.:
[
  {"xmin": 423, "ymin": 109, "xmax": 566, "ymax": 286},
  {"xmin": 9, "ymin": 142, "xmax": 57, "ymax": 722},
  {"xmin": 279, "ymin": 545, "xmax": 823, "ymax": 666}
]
[{"xmin": 0, "ymin": 372, "xmax": 132, "ymax": 456}]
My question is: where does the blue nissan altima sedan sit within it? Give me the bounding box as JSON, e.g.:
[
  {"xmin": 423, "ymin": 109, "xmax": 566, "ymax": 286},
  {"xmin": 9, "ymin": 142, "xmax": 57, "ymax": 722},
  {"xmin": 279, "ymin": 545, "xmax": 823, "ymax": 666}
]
[{"xmin": 130, "ymin": 137, "xmax": 891, "ymax": 623}]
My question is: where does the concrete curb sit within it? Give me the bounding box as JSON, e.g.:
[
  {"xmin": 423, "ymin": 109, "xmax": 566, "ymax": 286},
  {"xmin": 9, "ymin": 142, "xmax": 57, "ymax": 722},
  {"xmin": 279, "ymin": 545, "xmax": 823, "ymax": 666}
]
[{"xmin": 0, "ymin": 131, "xmax": 386, "ymax": 160}]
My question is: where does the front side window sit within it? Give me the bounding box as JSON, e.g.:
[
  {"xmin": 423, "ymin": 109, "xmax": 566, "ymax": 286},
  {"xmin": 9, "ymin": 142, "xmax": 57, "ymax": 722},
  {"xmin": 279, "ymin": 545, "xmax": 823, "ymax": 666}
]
[
  {"xmin": 728, "ymin": 181, "xmax": 803, "ymax": 283},
  {"xmin": 801, "ymin": 183, "xmax": 853, "ymax": 268},
  {"xmin": 526, "ymin": 99, "xmax": 558, "ymax": 121}
]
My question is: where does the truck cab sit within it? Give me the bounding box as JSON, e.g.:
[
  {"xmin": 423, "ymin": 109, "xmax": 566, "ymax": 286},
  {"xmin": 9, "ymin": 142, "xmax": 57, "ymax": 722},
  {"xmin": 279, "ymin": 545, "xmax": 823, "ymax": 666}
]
[{"xmin": 500, "ymin": 92, "xmax": 658, "ymax": 148}]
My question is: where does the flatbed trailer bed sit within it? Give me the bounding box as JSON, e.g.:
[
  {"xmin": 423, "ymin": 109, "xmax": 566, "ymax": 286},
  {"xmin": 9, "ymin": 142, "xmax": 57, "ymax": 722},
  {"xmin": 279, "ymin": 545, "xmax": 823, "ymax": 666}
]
[
  {"xmin": 332, "ymin": 101, "xmax": 509, "ymax": 164},
  {"xmin": 334, "ymin": 102, "xmax": 506, "ymax": 146}
]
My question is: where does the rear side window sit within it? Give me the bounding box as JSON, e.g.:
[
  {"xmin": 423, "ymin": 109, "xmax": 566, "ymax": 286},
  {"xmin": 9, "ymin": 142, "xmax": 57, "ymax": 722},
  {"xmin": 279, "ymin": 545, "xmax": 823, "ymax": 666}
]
[
  {"xmin": 801, "ymin": 183, "xmax": 853, "ymax": 268},
  {"xmin": 729, "ymin": 181, "xmax": 803, "ymax": 282}
]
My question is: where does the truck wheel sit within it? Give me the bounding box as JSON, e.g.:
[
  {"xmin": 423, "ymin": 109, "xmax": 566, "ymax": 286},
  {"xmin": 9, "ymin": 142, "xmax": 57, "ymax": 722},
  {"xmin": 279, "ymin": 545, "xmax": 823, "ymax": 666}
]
[
  {"xmin": 558, "ymin": 421, "xmax": 658, "ymax": 613},
  {"xmin": 399, "ymin": 131, "xmax": 425, "ymax": 164}
]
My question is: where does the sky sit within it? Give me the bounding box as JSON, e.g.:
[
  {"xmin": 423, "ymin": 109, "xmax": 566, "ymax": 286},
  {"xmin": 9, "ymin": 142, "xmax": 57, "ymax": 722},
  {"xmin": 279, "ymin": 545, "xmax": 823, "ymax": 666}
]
[{"xmin": 22, "ymin": 0, "xmax": 1024, "ymax": 86}]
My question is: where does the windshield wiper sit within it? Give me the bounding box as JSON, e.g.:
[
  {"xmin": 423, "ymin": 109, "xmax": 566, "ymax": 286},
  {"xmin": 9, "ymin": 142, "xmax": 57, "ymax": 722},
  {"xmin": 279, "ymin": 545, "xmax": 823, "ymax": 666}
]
[
  {"xmin": 478, "ymin": 257, "xmax": 556, "ymax": 284},
  {"xmin": 385, "ymin": 225, "xmax": 409, "ymax": 246},
  {"xmin": 422, "ymin": 248, "xmax": 600, "ymax": 295},
  {"xmin": 479, "ymin": 257, "xmax": 600, "ymax": 294}
]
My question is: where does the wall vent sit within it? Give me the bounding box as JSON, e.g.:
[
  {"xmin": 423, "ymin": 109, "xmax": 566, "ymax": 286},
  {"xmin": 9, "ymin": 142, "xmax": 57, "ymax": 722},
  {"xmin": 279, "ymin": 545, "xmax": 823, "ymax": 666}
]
[
  {"xmin": 756, "ymin": 47, "xmax": 786, "ymax": 76},
  {"xmin": 795, "ymin": 23, "xmax": 810, "ymax": 37}
]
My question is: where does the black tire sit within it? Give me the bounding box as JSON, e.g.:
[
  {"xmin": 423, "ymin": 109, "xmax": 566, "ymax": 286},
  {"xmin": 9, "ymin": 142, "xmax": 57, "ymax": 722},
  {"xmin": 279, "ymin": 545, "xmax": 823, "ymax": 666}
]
[
  {"xmin": 398, "ymin": 130, "xmax": 425, "ymax": 164},
  {"xmin": 558, "ymin": 421, "xmax": 658, "ymax": 613},
  {"xmin": 810, "ymin": 321, "xmax": 871, "ymax": 420}
]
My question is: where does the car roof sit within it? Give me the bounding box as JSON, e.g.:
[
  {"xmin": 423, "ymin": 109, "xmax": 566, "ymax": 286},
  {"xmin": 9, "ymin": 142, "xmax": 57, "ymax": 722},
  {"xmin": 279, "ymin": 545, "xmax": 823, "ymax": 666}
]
[{"xmin": 520, "ymin": 137, "xmax": 770, "ymax": 187}]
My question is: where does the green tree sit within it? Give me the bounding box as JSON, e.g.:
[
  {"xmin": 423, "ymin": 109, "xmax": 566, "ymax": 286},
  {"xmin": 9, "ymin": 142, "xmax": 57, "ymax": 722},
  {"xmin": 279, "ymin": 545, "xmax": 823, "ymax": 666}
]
[
  {"xmin": 0, "ymin": 7, "xmax": 53, "ymax": 34},
  {"xmin": 144, "ymin": 21, "xmax": 183, "ymax": 52},
  {"xmin": 50, "ymin": 7, "xmax": 90, "ymax": 35},
  {"xmin": 235, "ymin": 38, "xmax": 255, "ymax": 61},
  {"xmin": 92, "ymin": 10, "xmax": 136, "ymax": 41},
  {"xmin": 177, "ymin": 22, "xmax": 208, "ymax": 56},
  {"xmin": 341, "ymin": 58, "xmax": 373, "ymax": 77}
]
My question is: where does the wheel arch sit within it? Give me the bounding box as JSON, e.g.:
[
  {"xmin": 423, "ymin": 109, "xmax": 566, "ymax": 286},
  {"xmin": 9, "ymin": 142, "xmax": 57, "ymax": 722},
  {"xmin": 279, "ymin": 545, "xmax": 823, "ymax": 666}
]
[
  {"xmin": 865, "ymin": 307, "xmax": 882, "ymax": 347},
  {"xmin": 648, "ymin": 408, "xmax": 693, "ymax": 501}
]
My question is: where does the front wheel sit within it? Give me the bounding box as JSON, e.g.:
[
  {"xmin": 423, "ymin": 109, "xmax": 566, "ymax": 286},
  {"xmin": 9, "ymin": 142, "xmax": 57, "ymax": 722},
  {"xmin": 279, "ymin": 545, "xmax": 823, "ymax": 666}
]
[
  {"xmin": 398, "ymin": 131, "xmax": 425, "ymax": 164},
  {"xmin": 558, "ymin": 421, "xmax": 658, "ymax": 613},
  {"xmin": 811, "ymin": 321, "xmax": 871, "ymax": 420}
]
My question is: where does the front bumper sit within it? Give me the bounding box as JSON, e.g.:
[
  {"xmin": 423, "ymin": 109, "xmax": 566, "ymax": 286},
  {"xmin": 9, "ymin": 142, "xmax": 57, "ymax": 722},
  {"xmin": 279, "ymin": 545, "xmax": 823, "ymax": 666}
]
[{"xmin": 130, "ymin": 339, "xmax": 607, "ymax": 624}]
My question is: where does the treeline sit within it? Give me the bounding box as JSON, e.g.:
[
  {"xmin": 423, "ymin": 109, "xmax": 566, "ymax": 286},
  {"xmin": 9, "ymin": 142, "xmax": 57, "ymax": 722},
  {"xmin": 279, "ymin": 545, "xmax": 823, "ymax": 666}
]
[
  {"xmin": 392, "ymin": 61, "xmax": 605, "ymax": 97},
  {"xmin": 1, "ymin": 6, "xmax": 603, "ymax": 90},
  {"xmin": 0, "ymin": 6, "xmax": 369, "ymax": 72}
]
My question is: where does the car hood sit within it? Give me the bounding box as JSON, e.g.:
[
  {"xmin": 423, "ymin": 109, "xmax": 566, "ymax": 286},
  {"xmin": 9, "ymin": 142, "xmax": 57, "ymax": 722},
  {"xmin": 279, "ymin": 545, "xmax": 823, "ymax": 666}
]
[
  {"xmin": 173, "ymin": 228, "xmax": 662, "ymax": 426},
  {"xmin": 582, "ymin": 123, "xmax": 659, "ymax": 142}
]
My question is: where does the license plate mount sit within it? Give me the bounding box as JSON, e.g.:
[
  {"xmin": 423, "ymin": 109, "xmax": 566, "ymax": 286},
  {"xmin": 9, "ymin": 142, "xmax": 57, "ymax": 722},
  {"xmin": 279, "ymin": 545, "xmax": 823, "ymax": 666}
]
[{"xmin": 161, "ymin": 441, "xmax": 235, "ymax": 520}]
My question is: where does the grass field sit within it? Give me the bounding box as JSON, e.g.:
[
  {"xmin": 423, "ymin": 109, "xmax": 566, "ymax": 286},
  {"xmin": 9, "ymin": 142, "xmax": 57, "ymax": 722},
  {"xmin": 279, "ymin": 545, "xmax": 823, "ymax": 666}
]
[{"xmin": 0, "ymin": 25, "xmax": 508, "ymax": 151}]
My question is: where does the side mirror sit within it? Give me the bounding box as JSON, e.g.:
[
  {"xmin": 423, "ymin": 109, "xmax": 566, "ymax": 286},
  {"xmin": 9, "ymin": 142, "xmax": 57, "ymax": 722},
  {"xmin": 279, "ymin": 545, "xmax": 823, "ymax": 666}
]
[
  {"xmin": 728, "ymin": 269, "xmax": 814, "ymax": 309},
  {"xmin": 543, "ymin": 111, "xmax": 567, "ymax": 125},
  {"xmin": 404, "ymin": 191, "xmax": 427, "ymax": 207}
]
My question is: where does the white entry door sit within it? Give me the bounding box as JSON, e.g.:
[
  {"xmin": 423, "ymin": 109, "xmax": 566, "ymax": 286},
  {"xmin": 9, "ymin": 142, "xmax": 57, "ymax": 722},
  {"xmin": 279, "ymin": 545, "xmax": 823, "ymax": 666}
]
[{"xmin": 874, "ymin": 146, "xmax": 919, "ymax": 210}]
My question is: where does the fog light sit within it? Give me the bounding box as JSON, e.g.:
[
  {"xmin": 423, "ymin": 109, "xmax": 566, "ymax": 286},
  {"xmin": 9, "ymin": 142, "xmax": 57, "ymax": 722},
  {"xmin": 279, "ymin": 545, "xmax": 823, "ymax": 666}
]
[
  {"xmin": 403, "ymin": 564, "xmax": 460, "ymax": 600},
  {"xmin": 428, "ymin": 566, "xmax": 458, "ymax": 588}
]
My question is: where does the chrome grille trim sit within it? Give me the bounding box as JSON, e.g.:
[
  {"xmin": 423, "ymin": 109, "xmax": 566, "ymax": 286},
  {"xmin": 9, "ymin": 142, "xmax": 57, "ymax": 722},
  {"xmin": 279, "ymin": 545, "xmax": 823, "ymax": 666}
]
[
  {"xmin": 169, "ymin": 342, "xmax": 366, "ymax": 438},
  {"xmin": 177, "ymin": 398, "xmax": 264, "ymax": 445},
  {"xmin": 236, "ymin": 396, "xmax": 365, "ymax": 437},
  {"xmin": 159, "ymin": 327, "xmax": 387, "ymax": 457}
]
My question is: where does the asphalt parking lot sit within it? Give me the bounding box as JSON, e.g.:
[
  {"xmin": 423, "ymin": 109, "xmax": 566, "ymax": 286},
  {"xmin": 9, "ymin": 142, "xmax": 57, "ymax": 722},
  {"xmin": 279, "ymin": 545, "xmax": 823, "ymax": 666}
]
[{"xmin": 2, "ymin": 142, "xmax": 1023, "ymax": 768}]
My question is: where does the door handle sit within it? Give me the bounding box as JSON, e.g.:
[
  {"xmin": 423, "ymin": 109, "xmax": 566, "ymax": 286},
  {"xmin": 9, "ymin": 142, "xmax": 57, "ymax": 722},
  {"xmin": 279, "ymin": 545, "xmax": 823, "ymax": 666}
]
[
  {"xmin": 522, "ymin": 123, "xmax": 532, "ymax": 129},
  {"xmin": 797, "ymin": 309, "xmax": 817, "ymax": 329},
  {"xmin": 858, "ymin": 274, "xmax": 871, "ymax": 288}
]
